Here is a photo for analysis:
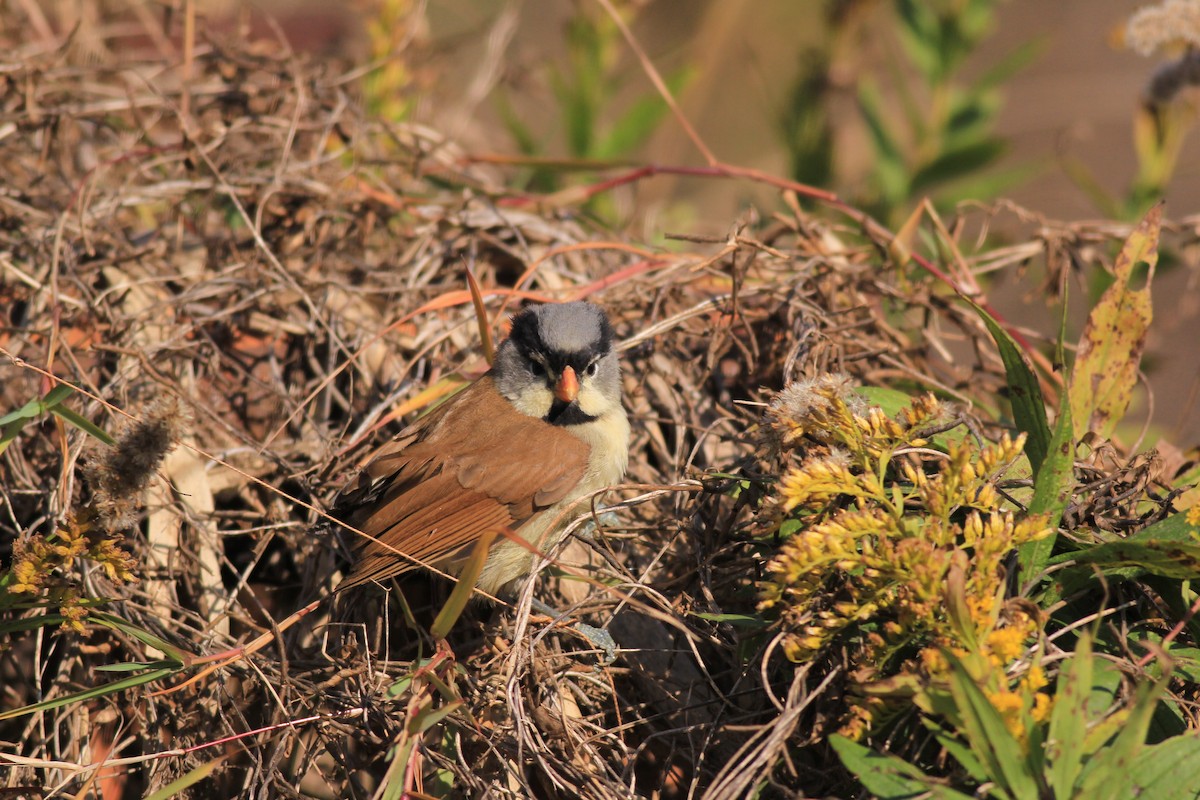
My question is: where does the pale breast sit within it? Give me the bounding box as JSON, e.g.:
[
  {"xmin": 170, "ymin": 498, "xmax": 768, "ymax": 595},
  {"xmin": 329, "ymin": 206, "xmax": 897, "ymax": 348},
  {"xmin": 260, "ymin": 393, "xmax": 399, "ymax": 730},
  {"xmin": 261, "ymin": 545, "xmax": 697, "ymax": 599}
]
[
  {"xmin": 569, "ymin": 408, "xmax": 631, "ymax": 491},
  {"xmin": 474, "ymin": 407, "xmax": 630, "ymax": 595}
]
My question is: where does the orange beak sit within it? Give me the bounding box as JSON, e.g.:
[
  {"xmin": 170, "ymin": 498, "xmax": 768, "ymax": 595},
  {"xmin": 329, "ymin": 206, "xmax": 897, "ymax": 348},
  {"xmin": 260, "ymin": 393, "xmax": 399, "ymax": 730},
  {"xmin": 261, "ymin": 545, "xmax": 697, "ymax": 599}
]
[{"xmin": 554, "ymin": 365, "xmax": 580, "ymax": 403}]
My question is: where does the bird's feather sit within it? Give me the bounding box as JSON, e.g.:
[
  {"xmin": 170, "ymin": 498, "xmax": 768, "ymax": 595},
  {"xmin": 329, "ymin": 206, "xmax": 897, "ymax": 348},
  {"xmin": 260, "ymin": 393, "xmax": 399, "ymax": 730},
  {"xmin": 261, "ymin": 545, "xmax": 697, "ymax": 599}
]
[{"xmin": 333, "ymin": 375, "xmax": 591, "ymax": 591}]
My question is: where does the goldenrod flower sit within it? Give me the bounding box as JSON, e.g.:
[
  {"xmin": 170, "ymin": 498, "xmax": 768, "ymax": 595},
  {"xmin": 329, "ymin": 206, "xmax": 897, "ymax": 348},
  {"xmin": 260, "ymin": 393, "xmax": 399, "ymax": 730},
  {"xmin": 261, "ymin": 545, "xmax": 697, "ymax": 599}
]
[{"xmin": 761, "ymin": 380, "xmax": 1052, "ymax": 736}]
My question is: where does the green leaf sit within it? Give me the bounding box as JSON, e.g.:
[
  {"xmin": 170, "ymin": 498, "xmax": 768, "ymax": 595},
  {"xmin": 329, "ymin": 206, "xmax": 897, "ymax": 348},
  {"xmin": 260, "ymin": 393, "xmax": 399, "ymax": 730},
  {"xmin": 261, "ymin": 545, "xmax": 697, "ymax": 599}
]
[
  {"xmin": 421, "ymin": 667, "xmax": 463, "ymax": 706},
  {"xmin": 830, "ymin": 735, "xmax": 973, "ymax": 799},
  {"xmin": 379, "ymin": 733, "xmax": 417, "ymax": 800},
  {"xmin": 1062, "ymin": 539, "xmax": 1200, "ymax": 580},
  {"xmin": 1127, "ymin": 732, "xmax": 1200, "ymax": 799},
  {"xmin": 933, "ymin": 162, "xmax": 1041, "ymax": 209},
  {"xmin": 0, "ymin": 385, "xmax": 80, "ymax": 454},
  {"xmin": 596, "ymin": 94, "xmax": 667, "ymax": 160},
  {"xmin": 0, "ymin": 613, "xmax": 73, "ymax": 634},
  {"xmin": 945, "ymin": 652, "xmax": 1041, "ymax": 798},
  {"xmin": 596, "ymin": 68, "xmax": 691, "ymax": 160},
  {"xmin": 90, "ymin": 612, "xmax": 194, "ymax": 663},
  {"xmin": 688, "ymin": 611, "xmax": 766, "ymax": 629},
  {"xmin": 973, "ymin": 38, "xmax": 1044, "ymax": 93},
  {"xmin": 1018, "ymin": 395, "xmax": 1072, "ymax": 583},
  {"xmin": 555, "ymin": 72, "xmax": 596, "ymax": 159},
  {"xmin": 1124, "ymin": 509, "xmax": 1198, "ymax": 545},
  {"xmin": 1068, "ymin": 203, "xmax": 1160, "ymax": 441},
  {"xmin": 406, "ymin": 699, "xmax": 463, "ymax": 736},
  {"xmin": 1050, "ymin": 513, "xmax": 1200, "ymax": 593},
  {"xmin": 943, "ymin": 96, "xmax": 993, "ymax": 146},
  {"xmin": 1047, "ymin": 632, "xmax": 1093, "ymax": 796},
  {"xmin": 931, "ymin": 726, "xmax": 989, "ymax": 783},
  {"xmin": 778, "ymin": 517, "xmax": 802, "ymax": 538},
  {"xmin": 1148, "ymin": 695, "xmax": 1189, "ymax": 741},
  {"xmin": 781, "ymin": 51, "xmax": 836, "ymax": 188},
  {"xmin": 964, "ymin": 299, "xmax": 1050, "ymax": 474},
  {"xmin": 857, "ymin": 80, "xmax": 909, "ymax": 204},
  {"xmin": 1085, "ymin": 656, "xmax": 1128, "ymax": 732},
  {"xmin": 388, "ymin": 673, "xmax": 414, "ymax": 698},
  {"xmin": 1019, "ymin": 278, "xmax": 1074, "ymax": 582},
  {"xmin": 854, "ymin": 386, "xmax": 914, "ymax": 417},
  {"xmin": 1076, "ymin": 674, "xmax": 1168, "ymax": 800},
  {"xmin": 911, "ymin": 138, "xmax": 1007, "ymax": 194},
  {"xmin": 893, "ymin": 0, "xmax": 941, "ymax": 80},
  {"xmin": 0, "ymin": 384, "xmax": 75, "ymax": 426},
  {"xmin": 1129, "ymin": 635, "xmax": 1200, "ymax": 683}
]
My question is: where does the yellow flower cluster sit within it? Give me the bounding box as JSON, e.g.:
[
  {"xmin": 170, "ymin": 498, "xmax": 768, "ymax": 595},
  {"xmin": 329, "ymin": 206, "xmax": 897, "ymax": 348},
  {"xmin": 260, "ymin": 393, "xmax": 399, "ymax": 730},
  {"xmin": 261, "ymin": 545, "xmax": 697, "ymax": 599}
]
[
  {"xmin": 5, "ymin": 396, "xmax": 177, "ymax": 631},
  {"xmin": 759, "ymin": 377, "xmax": 1053, "ymax": 736},
  {"xmin": 766, "ymin": 375, "xmax": 944, "ymax": 469},
  {"xmin": 918, "ymin": 608, "xmax": 1053, "ymax": 747},
  {"xmin": 8, "ymin": 525, "xmax": 91, "ymax": 595},
  {"xmin": 6, "ymin": 517, "xmax": 137, "ymax": 631},
  {"xmin": 901, "ymin": 435, "xmax": 1025, "ymax": 525}
]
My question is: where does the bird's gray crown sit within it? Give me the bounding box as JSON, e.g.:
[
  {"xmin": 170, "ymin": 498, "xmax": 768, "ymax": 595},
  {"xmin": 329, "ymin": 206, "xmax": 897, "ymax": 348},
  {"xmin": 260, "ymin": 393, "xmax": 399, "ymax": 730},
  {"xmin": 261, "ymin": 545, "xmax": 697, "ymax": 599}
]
[{"xmin": 508, "ymin": 301, "xmax": 613, "ymax": 359}]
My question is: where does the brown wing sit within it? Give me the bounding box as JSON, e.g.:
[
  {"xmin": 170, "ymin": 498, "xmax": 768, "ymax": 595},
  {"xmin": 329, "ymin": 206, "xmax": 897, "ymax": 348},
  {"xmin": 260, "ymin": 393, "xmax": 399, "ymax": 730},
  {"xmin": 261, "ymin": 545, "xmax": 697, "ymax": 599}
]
[{"xmin": 332, "ymin": 375, "xmax": 590, "ymax": 590}]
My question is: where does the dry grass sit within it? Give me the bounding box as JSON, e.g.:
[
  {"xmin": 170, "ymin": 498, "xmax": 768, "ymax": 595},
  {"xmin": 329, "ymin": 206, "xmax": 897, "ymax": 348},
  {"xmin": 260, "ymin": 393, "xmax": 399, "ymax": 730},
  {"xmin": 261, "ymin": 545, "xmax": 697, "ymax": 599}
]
[{"xmin": 2, "ymin": 7, "xmax": 1198, "ymax": 799}]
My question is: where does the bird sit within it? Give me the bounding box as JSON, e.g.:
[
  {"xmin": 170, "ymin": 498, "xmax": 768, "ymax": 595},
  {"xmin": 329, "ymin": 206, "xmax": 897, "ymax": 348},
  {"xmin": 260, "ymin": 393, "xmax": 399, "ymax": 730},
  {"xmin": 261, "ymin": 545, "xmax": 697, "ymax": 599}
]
[{"xmin": 331, "ymin": 301, "xmax": 630, "ymax": 598}]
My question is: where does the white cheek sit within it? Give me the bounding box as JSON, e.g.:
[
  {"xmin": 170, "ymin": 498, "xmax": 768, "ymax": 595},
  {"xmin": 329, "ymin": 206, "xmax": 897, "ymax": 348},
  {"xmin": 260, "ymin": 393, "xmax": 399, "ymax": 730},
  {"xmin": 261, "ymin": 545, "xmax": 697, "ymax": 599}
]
[
  {"xmin": 512, "ymin": 385, "xmax": 552, "ymax": 418},
  {"xmin": 577, "ymin": 384, "xmax": 612, "ymax": 417}
]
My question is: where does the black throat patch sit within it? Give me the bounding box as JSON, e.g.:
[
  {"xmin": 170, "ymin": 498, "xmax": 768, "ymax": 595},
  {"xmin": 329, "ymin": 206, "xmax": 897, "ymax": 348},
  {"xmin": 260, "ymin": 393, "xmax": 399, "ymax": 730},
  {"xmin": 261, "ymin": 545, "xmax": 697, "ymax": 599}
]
[{"xmin": 546, "ymin": 400, "xmax": 598, "ymax": 426}]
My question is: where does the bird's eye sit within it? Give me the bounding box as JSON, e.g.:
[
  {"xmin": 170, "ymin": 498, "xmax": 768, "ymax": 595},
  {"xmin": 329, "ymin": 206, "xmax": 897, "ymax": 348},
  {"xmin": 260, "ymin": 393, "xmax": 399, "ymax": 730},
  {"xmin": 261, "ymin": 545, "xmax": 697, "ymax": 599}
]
[
  {"xmin": 583, "ymin": 361, "xmax": 599, "ymax": 377},
  {"xmin": 529, "ymin": 360, "xmax": 546, "ymax": 376}
]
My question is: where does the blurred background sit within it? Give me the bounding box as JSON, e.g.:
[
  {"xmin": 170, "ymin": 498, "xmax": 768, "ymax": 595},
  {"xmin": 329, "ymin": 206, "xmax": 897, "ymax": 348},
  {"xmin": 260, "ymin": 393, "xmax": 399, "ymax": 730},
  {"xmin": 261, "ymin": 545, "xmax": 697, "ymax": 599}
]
[
  {"xmin": 10, "ymin": 0, "xmax": 1200, "ymax": 440},
  {"xmin": 153, "ymin": 0, "xmax": 1200, "ymax": 222}
]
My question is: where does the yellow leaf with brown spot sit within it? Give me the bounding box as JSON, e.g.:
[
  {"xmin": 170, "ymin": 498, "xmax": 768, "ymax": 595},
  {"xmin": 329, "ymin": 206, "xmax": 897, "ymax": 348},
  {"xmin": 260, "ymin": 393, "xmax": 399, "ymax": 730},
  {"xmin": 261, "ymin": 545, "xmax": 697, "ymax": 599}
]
[{"xmin": 1068, "ymin": 202, "xmax": 1160, "ymax": 441}]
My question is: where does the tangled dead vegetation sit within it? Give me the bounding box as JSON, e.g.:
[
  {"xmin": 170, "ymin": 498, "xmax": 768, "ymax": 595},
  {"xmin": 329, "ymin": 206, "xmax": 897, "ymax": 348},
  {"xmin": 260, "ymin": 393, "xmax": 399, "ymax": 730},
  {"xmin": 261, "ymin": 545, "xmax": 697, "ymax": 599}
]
[{"xmin": 3, "ymin": 16, "xmax": 1199, "ymax": 800}]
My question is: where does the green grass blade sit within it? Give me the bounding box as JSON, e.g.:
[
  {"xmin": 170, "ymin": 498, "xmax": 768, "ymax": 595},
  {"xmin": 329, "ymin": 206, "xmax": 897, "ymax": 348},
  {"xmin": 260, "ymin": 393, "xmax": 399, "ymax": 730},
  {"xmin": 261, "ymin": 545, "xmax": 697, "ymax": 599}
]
[
  {"xmin": 0, "ymin": 667, "xmax": 179, "ymax": 721},
  {"xmin": 90, "ymin": 612, "xmax": 194, "ymax": 663},
  {"xmin": 0, "ymin": 613, "xmax": 74, "ymax": 634},
  {"xmin": 51, "ymin": 404, "xmax": 115, "ymax": 445},
  {"xmin": 430, "ymin": 529, "xmax": 496, "ymax": 640},
  {"xmin": 407, "ymin": 699, "xmax": 463, "ymax": 736},
  {"xmin": 142, "ymin": 756, "xmax": 226, "ymax": 800},
  {"xmin": 0, "ymin": 384, "xmax": 76, "ymax": 426},
  {"xmin": 1, "ymin": 385, "xmax": 86, "ymax": 455},
  {"xmin": 95, "ymin": 659, "xmax": 184, "ymax": 673},
  {"xmin": 911, "ymin": 138, "xmax": 1007, "ymax": 194}
]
